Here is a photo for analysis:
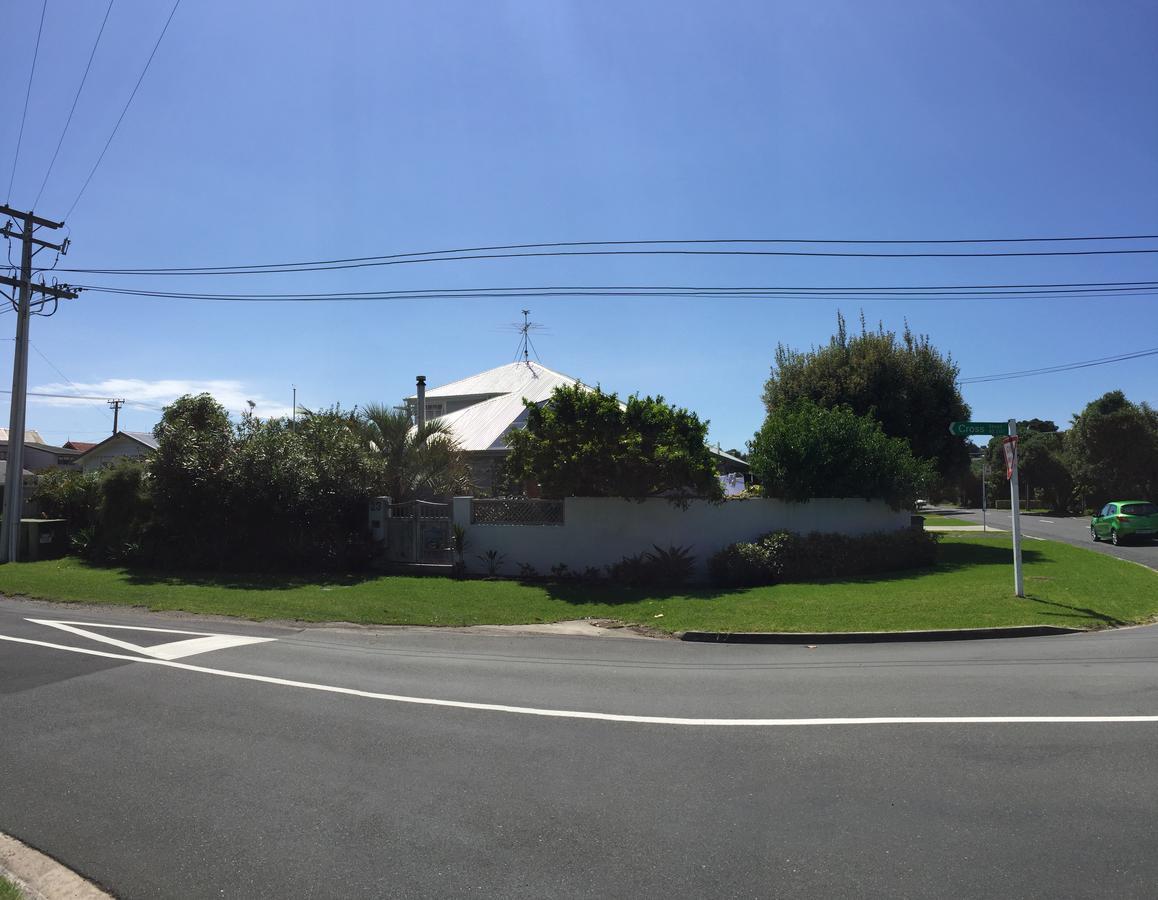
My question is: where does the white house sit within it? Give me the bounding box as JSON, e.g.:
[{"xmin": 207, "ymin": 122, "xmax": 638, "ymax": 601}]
[
  {"xmin": 405, "ymin": 361, "xmax": 746, "ymax": 494},
  {"xmin": 75, "ymin": 431, "xmax": 159, "ymax": 473}
]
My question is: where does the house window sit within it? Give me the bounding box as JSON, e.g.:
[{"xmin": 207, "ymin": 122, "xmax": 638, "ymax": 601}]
[
  {"xmin": 0, "ymin": 450, "xmax": 7, "ymax": 460},
  {"xmin": 424, "ymin": 403, "xmax": 444, "ymax": 419},
  {"xmin": 58, "ymin": 456, "xmax": 76, "ymax": 466}
]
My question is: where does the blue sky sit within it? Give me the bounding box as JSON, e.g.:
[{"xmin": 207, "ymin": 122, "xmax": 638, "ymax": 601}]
[{"xmin": 1, "ymin": 0, "xmax": 1155, "ymax": 450}]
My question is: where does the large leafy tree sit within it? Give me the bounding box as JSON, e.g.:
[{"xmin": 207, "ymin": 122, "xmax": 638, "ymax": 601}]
[
  {"xmin": 748, "ymin": 399, "xmax": 934, "ymax": 510},
  {"xmin": 1066, "ymin": 391, "xmax": 1158, "ymax": 508},
  {"xmin": 506, "ymin": 385, "xmax": 723, "ymax": 502},
  {"xmin": 352, "ymin": 403, "xmax": 469, "ymax": 501},
  {"xmin": 762, "ymin": 312, "xmax": 971, "ymax": 480}
]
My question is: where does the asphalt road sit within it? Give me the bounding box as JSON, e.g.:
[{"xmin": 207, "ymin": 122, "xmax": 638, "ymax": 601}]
[
  {"xmin": 935, "ymin": 507, "xmax": 1158, "ymax": 570},
  {"xmin": 3, "ymin": 598, "xmax": 1158, "ymax": 899}
]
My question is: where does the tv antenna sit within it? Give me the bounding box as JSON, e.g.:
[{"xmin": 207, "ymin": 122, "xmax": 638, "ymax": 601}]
[{"xmin": 512, "ymin": 309, "xmax": 546, "ymax": 367}]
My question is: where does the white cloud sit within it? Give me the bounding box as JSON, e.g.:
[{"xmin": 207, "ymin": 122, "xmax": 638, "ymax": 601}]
[{"xmin": 29, "ymin": 379, "xmax": 295, "ymax": 419}]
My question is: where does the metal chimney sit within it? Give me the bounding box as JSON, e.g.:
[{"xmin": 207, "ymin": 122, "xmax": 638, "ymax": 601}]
[{"xmin": 416, "ymin": 375, "xmax": 427, "ymax": 428}]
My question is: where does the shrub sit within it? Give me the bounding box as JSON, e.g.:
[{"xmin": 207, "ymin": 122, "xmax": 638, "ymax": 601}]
[
  {"xmin": 709, "ymin": 529, "xmax": 937, "ymax": 586},
  {"xmin": 748, "ymin": 399, "xmax": 934, "ymax": 511},
  {"xmin": 607, "ymin": 545, "xmax": 697, "ymax": 588}
]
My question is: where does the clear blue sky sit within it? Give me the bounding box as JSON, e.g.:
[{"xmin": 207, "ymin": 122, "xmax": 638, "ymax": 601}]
[{"xmin": 2, "ymin": 0, "xmax": 1155, "ymax": 450}]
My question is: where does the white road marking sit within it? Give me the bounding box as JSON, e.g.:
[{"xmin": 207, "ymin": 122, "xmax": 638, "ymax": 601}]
[
  {"xmin": 1040, "ymin": 520, "xmax": 1056, "ymax": 525},
  {"xmin": 3, "ymin": 631, "xmax": 1158, "ymax": 728},
  {"xmin": 26, "ymin": 619, "xmax": 275, "ymax": 660}
]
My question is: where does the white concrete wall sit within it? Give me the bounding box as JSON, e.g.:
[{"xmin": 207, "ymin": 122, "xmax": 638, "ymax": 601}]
[{"xmin": 453, "ymin": 496, "xmax": 910, "ymax": 579}]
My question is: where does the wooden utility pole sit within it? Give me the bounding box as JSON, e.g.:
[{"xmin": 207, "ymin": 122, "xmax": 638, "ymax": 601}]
[
  {"xmin": 0, "ymin": 205, "xmax": 79, "ymax": 563},
  {"xmin": 108, "ymin": 398, "xmax": 125, "ymax": 434}
]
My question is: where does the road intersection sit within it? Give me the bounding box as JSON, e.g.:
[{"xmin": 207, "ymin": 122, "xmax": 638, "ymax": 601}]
[{"xmin": 3, "ymin": 597, "xmax": 1158, "ymax": 897}]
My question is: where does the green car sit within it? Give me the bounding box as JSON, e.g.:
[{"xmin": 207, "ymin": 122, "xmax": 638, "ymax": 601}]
[{"xmin": 1091, "ymin": 501, "xmax": 1158, "ymax": 545}]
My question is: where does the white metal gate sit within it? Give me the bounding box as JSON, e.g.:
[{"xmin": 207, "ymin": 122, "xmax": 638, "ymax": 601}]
[{"xmin": 384, "ymin": 499, "xmax": 451, "ymax": 564}]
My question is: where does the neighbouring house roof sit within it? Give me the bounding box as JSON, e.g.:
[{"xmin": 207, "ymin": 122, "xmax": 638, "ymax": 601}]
[
  {"xmin": 409, "ymin": 362, "xmax": 582, "ymax": 404},
  {"xmin": 74, "ymin": 430, "xmax": 160, "ymax": 463},
  {"xmin": 0, "ymin": 429, "xmax": 45, "ymax": 444},
  {"xmin": 712, "ymin": 448, "xmax": 750, "ymax": 469},
  {"xmin": 64, "ymin": 441, "xmax": 97, "ymax": 452},
  {"xmin": 24, "ymin": 443, "xmax": 80, "ymax": 455},
  {"xmin": 412, "ymin": 362, "xmax": 587, "ymax": 453}
]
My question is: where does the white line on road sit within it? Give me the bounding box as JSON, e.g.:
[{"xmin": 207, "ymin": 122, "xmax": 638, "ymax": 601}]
[
  {"xmin": 4, "ymin": 631, "xmax": 1158, "ymax": 728},
  {"xmin": 26, "ymin": 618, "xmax": 276, "ymax": 660}
]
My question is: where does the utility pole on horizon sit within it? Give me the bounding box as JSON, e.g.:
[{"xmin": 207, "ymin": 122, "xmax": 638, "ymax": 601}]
[
  {"xmin": 0, "ymin": 205, "xmax": 79, "ymax": 563},
  {"xmin": 108, "ymin": 398, "xmax": 125, "ymax": 435}
]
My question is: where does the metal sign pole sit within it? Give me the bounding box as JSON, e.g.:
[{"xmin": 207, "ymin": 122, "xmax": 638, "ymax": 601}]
[
  {"xmin": 1007, "ymin": 419, "xmax": 1024, "ymax": 597},
  {"xmin": 981, "ymin": 459, "xmax": 988, "ymax": 533}
]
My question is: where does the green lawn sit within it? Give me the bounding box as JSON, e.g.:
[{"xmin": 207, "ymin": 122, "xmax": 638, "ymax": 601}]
[
  {"xmin": 0, "ymin": 536, "xmax": 1155, "ymax": 634},
  {"xmin": 921, "ymin": 515, "xmax": 976, "ymax": 527}
]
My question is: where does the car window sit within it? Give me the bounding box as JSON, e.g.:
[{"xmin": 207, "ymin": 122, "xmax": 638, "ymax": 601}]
[
  {"xmin": 1122, "ymin": 503, "xmax": 1157, "ymax": 517},
  {"xmin": 1107, "ymin": 504, "xmax": 1117, "ymax": 515}
]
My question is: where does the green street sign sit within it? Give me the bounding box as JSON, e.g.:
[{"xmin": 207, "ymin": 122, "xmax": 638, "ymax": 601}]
[{"xmin": 949, "ymin": 421, "xmax": 1009, "ymax": 437}]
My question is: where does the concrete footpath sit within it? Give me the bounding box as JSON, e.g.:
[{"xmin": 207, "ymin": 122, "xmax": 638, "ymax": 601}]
[{"xmin": 0, "ymin": 832, "xmax": 111, "ymax": 900}]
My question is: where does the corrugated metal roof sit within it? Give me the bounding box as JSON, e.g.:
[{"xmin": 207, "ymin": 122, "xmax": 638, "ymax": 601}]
[
  {"xmin": 432, "ymin": 393, "xmax": 540, "ymax": 452},
  {"xmin": 124, "ymin": 431, "xmax": 160, "ymax": 450},
  {"xmin": 410, "ymin": 362, "xmax": 586, "ymax": 452},
  {"xmin": 411, "ymin": 362, "xmax": 580, "ymax": 401}
]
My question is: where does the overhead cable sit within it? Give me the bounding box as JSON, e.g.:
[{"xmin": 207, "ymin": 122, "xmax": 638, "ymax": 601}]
[{"xmin": 63, "ymin": 0, "xmax": 181, "ymax": 220}]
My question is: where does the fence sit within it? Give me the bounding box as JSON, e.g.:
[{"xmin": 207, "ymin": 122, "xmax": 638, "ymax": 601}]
[
  {"xmin": 451, "ymin": 496, "xmax": 910, "ymax": 580},
  {"xmin": 471, "ymin": 498, "xmax": 564, "ymax": 526}
]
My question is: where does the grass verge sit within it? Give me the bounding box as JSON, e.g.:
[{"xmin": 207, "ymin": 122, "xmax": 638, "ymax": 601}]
[
  {"xmin": 0, "ymin": 536, "xmax": 1155, "ymax": 634},
  {"xmin": 921, "ymin": 515, "xmax": 976, "ymax": 527},
  {"xmin": 0, "ymin": 875, "xmax": 24, "ymax": 900}
]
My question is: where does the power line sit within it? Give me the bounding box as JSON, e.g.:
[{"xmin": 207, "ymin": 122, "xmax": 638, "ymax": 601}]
[
  {"xmin": 71, "ymin": 281, "xmax": 1158, "ymax": 304},
  {"xmin": 961, "ymin": 347, "xmax": 1158, "ymax": 384},
  {"xmin": 0, "ymin": 388, "xmax": 163, "ymax": 410},
  {"xmin": 6, "ymin": 0, "xmax": 48, "ymax": 203},
  {"xmin": 58, "ymin": 243, "xmax": 1158, "ymax": 276},
  {"xmin": 63, "ymin": 0, "xmax": 181, "ymax": 220},
  {"xmin": 31, "ymin": 0, "xmax": 115, "ymax": 210},
  {"xmin": 54, "ymin": 233, "xmax": 1158, "ymax": 276}
]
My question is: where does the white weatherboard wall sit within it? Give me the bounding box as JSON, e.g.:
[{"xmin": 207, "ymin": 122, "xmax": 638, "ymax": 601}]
[{"xmin": 454, "ymin": 497, "xmax": 910, "ymax": 579}]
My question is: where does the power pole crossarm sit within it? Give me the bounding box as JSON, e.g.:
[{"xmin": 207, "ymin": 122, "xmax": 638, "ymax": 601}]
[{"xmin": 0, "ymin": 276, "xmax": 78, "ymax": 300}]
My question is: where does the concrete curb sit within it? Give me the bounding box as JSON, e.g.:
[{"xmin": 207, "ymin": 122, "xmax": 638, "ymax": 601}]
[
  {"xmin": 0, "ymin": 832, "xmax": 111, "ymax": 900},
  {"xmin": 679, "ymin": 625, "xmax": 1083, "ymax": 644}
]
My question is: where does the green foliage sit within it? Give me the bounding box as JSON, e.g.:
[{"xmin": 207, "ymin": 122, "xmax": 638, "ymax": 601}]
[
  {"xmin": 35, "ymin": 467, "xmax": 101, "ymax": 530},
  {"xmin": 708, "ymin": 528, "xmax": 938, "ymax": 586},
  {"xmin": 607, "ymin": 544, "xmax": 697, "ymax": 588},
  {"xmin": 1066, "ymin": 391, "xmax": 1158, "ymax": 507},
  {"xmin": 92, "ymin": 459, "xmax": 153, "ymax": 562},
  {"xmin": 351, "ymin": 403, "xmax": 469, "ymax": 501},
  {"xmin": 477, "ymin": 549, "xmax": 506, "ymax": 576},
  {"xmin": 149, "ymin": 393, "xmax": 233, "ymax": 563},
  {"xmin": 225, "ymin": 409, "xmax": 379, "ymax": 569},
  {"xmin": 762, "ymin": 312, "xmax": 971, "ymax": 480},
  {"xmin": 748, "ymin": 399, "xmax": 934, "ymax": 510},
  {"xmin": 506, "ymin": 385, "xmax": 723, "ymax": 503}
]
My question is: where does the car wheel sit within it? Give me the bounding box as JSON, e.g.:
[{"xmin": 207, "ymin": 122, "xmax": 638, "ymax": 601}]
[
  {"xmin": 1111, "ymin": 529, "xmax": 1121, "ymax": 546},
  {"xmin": 1090, "ymin": 525, "xmax": 1099, "ymax": 542}
]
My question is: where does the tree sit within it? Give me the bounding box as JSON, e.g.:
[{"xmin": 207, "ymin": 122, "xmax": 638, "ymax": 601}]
[
  {"xmin": 149, "ymin": 393, "xmax": 234, "ymax": 564},
  {"xmin": 505, "ymin": 385, "xmax": 723, "ymax": 502},
  {"xmin": 748, "ymin": 399, "xmax": 934, "ymax": 510},
  {"xmin": 762, "ymin": 312, "xmax": 971, "ymax": 480},
  {"xmin": 352, "ymin": 403, "xmax": 469, "ymax": 500},
  {"xmin": 983, "ymin": 421, "xmax": 1072, "ymax": 512},
  {"xmin": 1066, "ymin": 391, "xmax": 1158, "ymax": 508}
]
